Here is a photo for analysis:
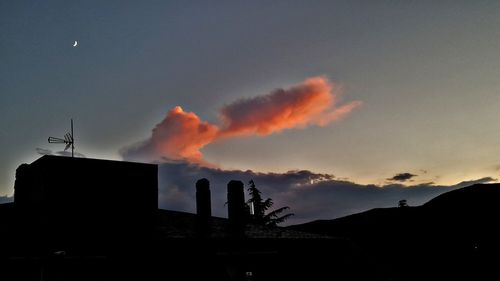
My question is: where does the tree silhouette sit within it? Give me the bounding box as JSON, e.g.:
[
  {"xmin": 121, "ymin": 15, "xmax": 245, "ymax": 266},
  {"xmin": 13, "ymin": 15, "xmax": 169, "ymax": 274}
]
[
  {"xmin": 247, "ymin": 180, "xmax": 294, "ymax": 226},
  {"xmin": 398, "ymin": 199, "xmax": 408, "ymax": 208}
]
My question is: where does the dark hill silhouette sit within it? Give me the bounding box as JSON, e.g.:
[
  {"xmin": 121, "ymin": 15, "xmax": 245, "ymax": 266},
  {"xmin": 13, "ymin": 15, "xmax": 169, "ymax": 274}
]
[
  {"xmin": 288, "ymin": 183, "xmax": 500, "ymax": 281},
  {"xmin": 424, "ymin": 182, "xmax": 500, "ymax": 210}
]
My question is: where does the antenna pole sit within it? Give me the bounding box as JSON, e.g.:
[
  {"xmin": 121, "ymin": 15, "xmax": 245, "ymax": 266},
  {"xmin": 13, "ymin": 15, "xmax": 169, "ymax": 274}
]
[
  {"xmin": 71, "ymin": 119, "xmax": 74, "ymax": 158},
  {"xmin": 48, "ymin": 119, "xmax": 76, "ymax": 157}
]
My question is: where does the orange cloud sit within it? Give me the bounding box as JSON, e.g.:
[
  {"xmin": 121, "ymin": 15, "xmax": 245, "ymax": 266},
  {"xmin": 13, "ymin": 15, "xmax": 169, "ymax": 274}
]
[
  {"xmin": 151, "ymin": 106, "xmax": 219, "ymax": 162},
  {"xmin": 121, "ymin": 77, "xmax": 361, "ymax": 163},
  {"xmin": 218, "ymin": 77, "xmax": 361, "ymax": 137},
  {"xmin": 121, "ymin": 106, "xmax": 218, "ymax": 163}
]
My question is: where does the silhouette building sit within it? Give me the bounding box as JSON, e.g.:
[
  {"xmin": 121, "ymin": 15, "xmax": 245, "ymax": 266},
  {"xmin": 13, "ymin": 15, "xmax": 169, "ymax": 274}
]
[
  {"xmin": 14, "ymin": 155, "xmax": 157, "ymax": 235},
  {"xmin": 1, "ymin": 155, "xmax": 366, "ymax": 281},
  {"xmin": 2, "ymin": 155, "xmax": 499, "ymax": 280}
]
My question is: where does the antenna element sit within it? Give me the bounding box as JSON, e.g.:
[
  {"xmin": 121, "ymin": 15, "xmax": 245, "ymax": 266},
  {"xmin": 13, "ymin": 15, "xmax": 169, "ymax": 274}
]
[{"xmin": 48, "ymin": 119, "xmax": 75, "ymax": 157}]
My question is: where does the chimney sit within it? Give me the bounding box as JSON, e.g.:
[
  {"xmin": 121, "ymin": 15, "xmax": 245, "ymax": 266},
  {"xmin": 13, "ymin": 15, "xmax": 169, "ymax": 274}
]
[
  {"xmin": 227, "ymin": 180, "xmax": 246, "ymax": 235},
  {"xmin": 196, "ymin": 178, "xmax": 211, "ymax": 236}
]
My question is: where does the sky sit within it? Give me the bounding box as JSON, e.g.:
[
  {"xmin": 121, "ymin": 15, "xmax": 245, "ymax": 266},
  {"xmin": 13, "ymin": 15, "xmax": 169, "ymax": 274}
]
[{"xmin": 2, "ymin": 1, "xmax": 500, "ymax": 223}]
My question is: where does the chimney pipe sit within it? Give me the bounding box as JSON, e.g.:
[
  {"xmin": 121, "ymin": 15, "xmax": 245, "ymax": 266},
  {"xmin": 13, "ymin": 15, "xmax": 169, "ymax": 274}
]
[
  {"xmin": 227, "ymin": 180, "xmax": 246, "ymax": 235},
  {"xmin": 196, "ymin": 178, "xmax": 211, "ymax": 236}
]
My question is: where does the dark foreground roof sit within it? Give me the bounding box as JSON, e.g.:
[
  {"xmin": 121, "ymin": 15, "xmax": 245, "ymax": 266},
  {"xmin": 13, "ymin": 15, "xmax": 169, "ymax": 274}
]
[
  {"xmin": 0, "ymin": 204, "xmax": 370, "ymax": 281},
  {"xmin": 155, "ymin": 208, "xmax": 332, "ymax": 239}
]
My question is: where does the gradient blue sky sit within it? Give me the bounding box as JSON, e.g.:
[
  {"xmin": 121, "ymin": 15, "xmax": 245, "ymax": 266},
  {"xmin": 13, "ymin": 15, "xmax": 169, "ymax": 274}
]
[{"xmin": 2, "ymin": 1, "xmax": 500, "ymax": 197}]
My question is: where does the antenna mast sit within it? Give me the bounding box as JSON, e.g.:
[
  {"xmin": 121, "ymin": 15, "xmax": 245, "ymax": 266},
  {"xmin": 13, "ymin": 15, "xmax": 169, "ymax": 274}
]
[
  {"xmin": 71, "ymin": 119, "xmax": 74, "ymax": 157},
  {"xmin": 48, "ymin": 119, "xmax": 75, "ymax": 157}
]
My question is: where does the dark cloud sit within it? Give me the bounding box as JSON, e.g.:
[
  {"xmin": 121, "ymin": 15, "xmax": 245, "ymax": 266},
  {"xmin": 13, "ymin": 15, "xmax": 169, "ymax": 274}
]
[
  {"xmin": 0, "ymin": 195, "xmax": 13, "ymax": 204},
  {"xmin": 157, "ymin": 163, "xmax": 486, "ymax": 225},
  {"xmin": 158, "ymin": 162, "xmax": 335, "ymax": 218},
  {"xmin": 387, "ymin": 173, "xmax": 417, "ymax": 182}
]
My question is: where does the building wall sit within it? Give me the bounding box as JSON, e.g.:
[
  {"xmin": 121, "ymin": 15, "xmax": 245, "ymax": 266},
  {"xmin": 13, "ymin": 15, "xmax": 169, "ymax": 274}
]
[{"xmin": 14, "ymin": 155, "xmax": 158, "ymax": 232}]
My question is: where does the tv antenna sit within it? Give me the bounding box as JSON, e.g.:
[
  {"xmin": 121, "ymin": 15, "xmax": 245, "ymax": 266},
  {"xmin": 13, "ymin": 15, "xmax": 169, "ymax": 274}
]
[{"xmin": 48, "ymin": 119, "xmax": 75, "ymax": 157}]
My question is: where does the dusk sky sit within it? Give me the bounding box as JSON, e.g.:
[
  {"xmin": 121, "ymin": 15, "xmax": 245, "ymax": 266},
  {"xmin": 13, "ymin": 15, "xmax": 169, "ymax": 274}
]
[{"xmin": 2, "ymin": 1, "xmax": 500, "ymax": 221}]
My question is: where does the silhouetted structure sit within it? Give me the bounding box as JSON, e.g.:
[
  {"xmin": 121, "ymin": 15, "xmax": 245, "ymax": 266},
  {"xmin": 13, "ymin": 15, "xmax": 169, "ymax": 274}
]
[
  {"xmin": 196, "ymin": 178, "xmax": 212, "ymax": 218},
  {"xmin": 14, "ymin": 155, "xmax": 157, "ymax": 225},
  {"xmin": 196, "ymin": 178, "xmax": 212, "ymax": 236},
  {"xmin": 4, "ymin": 158, "xmax": 500, "ymax": 280},
  {"xmin": 1, "ymin": 156, "xmax": 367, "ymax": 281},
  {"xmin": 227, "ymin": 180, "xmax": 247, "ymax": 235},
  {"xmin": 13, "ymin": 155, "xmax": 158, "ymax": 255}
]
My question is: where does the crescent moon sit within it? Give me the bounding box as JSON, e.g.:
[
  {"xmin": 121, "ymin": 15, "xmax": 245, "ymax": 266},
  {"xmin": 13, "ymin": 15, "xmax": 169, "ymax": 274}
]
[{"xmin": 73, "ymin": 40, "xmax": 78, "ymax": 47}]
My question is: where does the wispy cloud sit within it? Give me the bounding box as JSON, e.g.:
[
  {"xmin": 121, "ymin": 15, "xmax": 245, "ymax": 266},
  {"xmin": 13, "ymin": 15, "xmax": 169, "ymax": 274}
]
[
  {"xmin": 451, "ymin": 177, "xmax": 496, "ymax": 188},
  {"xmin": 218, "ymin": 77, "xmax": 361, "ymax": 137},
  {"xmin": 36, "ymin": 148, "xmax": 85, "ymax": 158},
  {"xmin": 36, "ymin": 148, "xmax": 53, "ymax": 155},
  {"xmin": 55, "ymin": 151, "xmax": 86, "ymax": 158}
]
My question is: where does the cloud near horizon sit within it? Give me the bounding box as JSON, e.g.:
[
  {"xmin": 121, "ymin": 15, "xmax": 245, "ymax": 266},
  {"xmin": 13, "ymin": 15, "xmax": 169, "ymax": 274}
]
[
  {"xmin": 1, "ymin": 161, "xmax": 495, "ymax": 225},
  {"xmin": 0, "ymin": 195, "xmax": 13, "ymax": 204},
  {"xmin": 157, "ymin": 162, "xmax": 497, "ymax": 225},
  {"xmin": 387, "ymin": 172, "xmax": 417, "ymax": 182},
  {"xmin": 121, "ymin": 77, "xmax": 361, "ymax": 163}
]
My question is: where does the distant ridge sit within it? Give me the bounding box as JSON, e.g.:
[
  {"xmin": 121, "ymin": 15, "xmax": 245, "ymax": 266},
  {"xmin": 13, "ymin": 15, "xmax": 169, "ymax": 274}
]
[
  {"xmin": 424, "ymin": 182, "xmax": 500, "ymax": 210},
  {"xmin": 289, "ymin": 183, "xmax": 500, "ymax": 281},
  {"xmin": 289, "ymin": 183, "xmax": 500, "ymax": 233}
]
